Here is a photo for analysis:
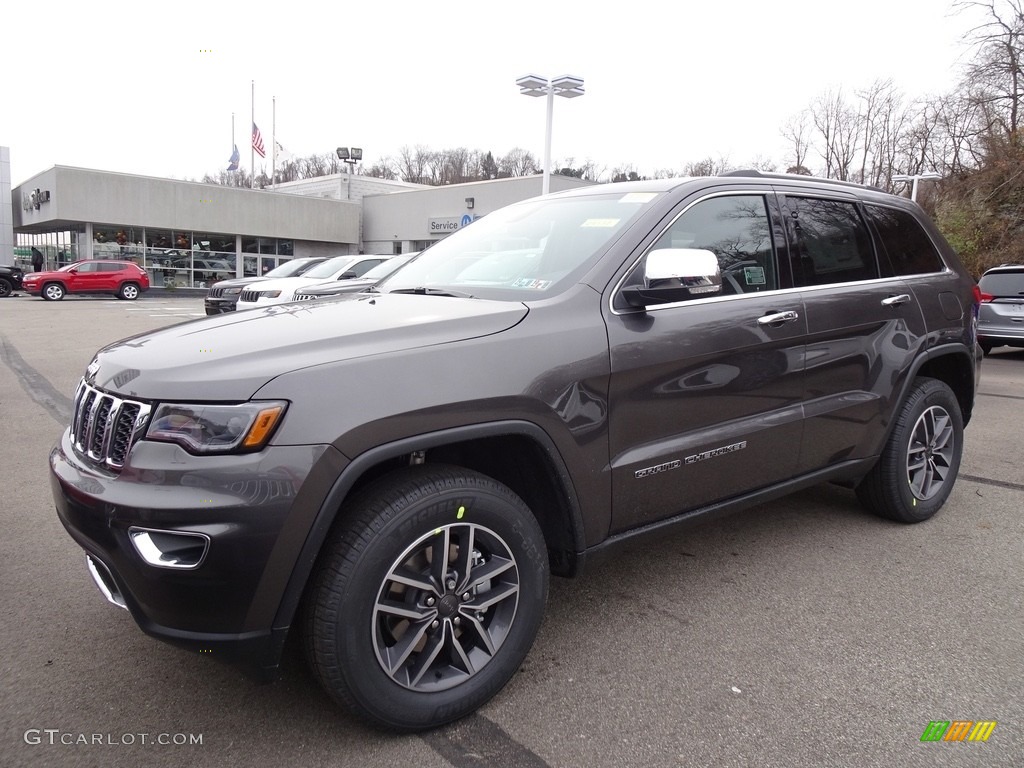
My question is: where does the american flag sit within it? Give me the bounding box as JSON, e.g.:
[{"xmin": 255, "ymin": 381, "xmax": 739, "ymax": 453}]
[{"xmin": 252, "ymin": 122, "xmax": 266, "ymax": 158}]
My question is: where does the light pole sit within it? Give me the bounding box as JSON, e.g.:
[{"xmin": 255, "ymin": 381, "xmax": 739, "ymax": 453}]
[
  {"xmin": 892, "ymin": 172, "xmax": 941, "ymax": 202},
  {"xmin": 336, "ymin": 147, "xmax": 363, "ymax": 200},
  {"xmin": 516, "ymin": 74, "xmax": 584, "ymax": 196}
]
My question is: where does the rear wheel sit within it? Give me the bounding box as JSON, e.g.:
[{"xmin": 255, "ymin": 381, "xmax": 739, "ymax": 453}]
[
  {"xmin": 117, "ymin": 282, "xmax": 140, "ymax": 300},
  {"xmin": 42, "ymin": 283, "xmax": 65, "ymax": 301},
  {"xmin": 303, "ymin": 465, "xmax": 548, "ymax": 731},
  {"xmin": 855, "ymin": 377, "xmax": 963, "ymax": 523}
]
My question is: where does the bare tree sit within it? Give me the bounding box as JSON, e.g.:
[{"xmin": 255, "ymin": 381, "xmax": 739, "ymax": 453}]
[
  {"xmin": 498, "ymin": 148, "xmax": 538, "ymax": 177},
  {"xmin": 396, "ymin": 145, "xmax": 430, "ymax": 184},
  {"xmin": 810, "ymin": 89, "xmax": 860, "ymax": 180},
  {"xmin": 955, "ymin": 0, "xmax": 1024, "ymax": 141},
  {"xmin": 781, "ymin": 111, "xmax": 813, "ymax": 175}
]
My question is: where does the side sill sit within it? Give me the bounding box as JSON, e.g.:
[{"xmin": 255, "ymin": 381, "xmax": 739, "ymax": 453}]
[{"xmin": 578, "ymin": 458, "xmax": 875, "ymax": 572}]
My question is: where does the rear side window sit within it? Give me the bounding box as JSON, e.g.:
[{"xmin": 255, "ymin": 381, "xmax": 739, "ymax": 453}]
[
  {"xmin": 99, "ymin": 262, "xmax": 125, "ymax": 272},
  {"xmin": 649, "ymin": 195, "xmax": 779, "ymax": 294},
  {"xmin": 786, "ymin": 197, "xmax": 878, "ymax": 286},
  {"xmin": 864, "ymin": 205, "xmax": 945, "ymax": 276}
]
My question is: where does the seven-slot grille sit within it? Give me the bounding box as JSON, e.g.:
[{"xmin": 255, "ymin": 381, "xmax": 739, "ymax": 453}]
[
  {"xmin": 239, "ymin": 289, "xmax": 261, "ymax": 302},
  {"xmin": 71, "ymin": 381, "xmax": 151, "ymax": 469},
  {"xmin": 292, "ymin": 292, "xmax": 317, "ymax": 301},
  {"xmin": 207, "ymin": 286, "xmax": 225, "ymax": 298}
]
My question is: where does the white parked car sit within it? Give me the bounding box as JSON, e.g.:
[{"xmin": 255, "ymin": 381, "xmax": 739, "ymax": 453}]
[{"xmin": 235, "ymin": 255, "xmax": 390, "ymax": 310}]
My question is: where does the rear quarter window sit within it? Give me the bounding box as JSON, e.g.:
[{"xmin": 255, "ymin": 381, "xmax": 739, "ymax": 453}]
[{"xmin": 864, "ymin": 204, "xmax": 945, "ymax": 276}]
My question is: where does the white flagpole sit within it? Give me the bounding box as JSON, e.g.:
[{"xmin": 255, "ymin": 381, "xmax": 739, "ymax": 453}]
[
  {"xmin": 250, "ymin": 80, "xmax": 255, "ymax": 189},
  {"xmin": 272, "ymin": 96, "xmax": 277, "ymax": 187}
]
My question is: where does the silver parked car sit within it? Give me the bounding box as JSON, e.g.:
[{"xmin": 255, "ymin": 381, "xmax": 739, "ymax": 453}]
[{"xmin": 977, "ymin": 264, "xmax": 1024, "ymax": 355}]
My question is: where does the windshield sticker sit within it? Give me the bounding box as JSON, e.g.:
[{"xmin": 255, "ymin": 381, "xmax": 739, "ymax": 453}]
[
  {"xmin": 581, "ymin": 218, "xmax": 620, "ymax": 228},
  {"xmin": 743, "ymin": 266, "xmax": 766, "ymax": 285},
  {"xmin": 619, "ymin": 192, "xmax": 658, "ymax": 203},
  {"xmin": 511, "ymin": 278, "xmax": 553, "ymax": 290}
]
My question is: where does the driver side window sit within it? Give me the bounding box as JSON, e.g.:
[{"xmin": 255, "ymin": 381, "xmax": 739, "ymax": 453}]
[{"xmin": 648, "ymin": 194, "xmax": 779, "ymax": 295}]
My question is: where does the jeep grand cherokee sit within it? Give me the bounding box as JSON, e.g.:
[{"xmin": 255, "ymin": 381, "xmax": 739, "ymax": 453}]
[{"xmin": 52, "ymin": 172, "xmax": 981, "ymax": 731}]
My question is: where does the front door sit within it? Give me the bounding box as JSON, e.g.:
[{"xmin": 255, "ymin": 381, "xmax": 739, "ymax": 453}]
[{"xmin": 605, "ymin": 192, "xmax": 806, "ymax": 534}]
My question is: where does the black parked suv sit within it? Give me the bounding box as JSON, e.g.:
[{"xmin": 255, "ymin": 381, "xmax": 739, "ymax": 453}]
[
  {"xmin": 52, "ymin": 173, "xmax": 981, "ymax": 731},
  {"xmin": 0, "ymin": 263, "xmax": 25, "ymax": 297}
]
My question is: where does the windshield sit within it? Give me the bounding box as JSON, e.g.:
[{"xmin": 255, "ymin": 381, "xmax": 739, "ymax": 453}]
[
  {"xmin": 379, "ymin": 192, "xmax": 658, "ymax": 300},
  {"xmin": 362, "ymin": 254, "xmax": 416, "ymax": 280},
  {"xmin": 302, "ymin": 256, "xmax": 357, "ymax": 279},
  {"xmin": 264, "ymin": 259, "xmax": 321, "ymax": 278}
]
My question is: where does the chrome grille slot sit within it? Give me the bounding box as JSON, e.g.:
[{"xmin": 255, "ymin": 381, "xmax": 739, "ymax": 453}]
[{"xmin": 71, "ymin": 381, "xmax": 151, "ymax": 470}]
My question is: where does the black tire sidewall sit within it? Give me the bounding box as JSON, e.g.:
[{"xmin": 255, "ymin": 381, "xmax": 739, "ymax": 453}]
[
  {"xmin": 0, "ymin": 278, "xmax": 11, "ymax": 298},
  {"xmin": 312, "ymin": 469, "xmax": 548, "ymax": 730}
]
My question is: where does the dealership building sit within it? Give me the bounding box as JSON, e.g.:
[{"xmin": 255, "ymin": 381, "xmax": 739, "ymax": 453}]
[{"xmin": 5, "ymin": 151, "xmax": 593, "ymax": 289}]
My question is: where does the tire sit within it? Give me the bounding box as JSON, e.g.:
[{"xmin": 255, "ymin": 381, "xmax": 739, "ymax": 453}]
[
  {"xmin": 855, "ymin": 377, "xmax": 963, "ymax": 523},
  {"xmin": 303, "ymin": 464, "xmax": 548, "ymax": 731},
  {"xmin": 0, "ymin": 278, "xmax": 12, "ymax": 298},
  {"xmin": 117, "ymin": 282, "xmax": 140, "ymax": 300},
  {"xmin": 42, "ymin": 283, "xmax": 66, "ymax": 301}
]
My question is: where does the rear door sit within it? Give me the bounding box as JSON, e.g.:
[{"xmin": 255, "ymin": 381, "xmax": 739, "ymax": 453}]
[
  {"xmin": 605, "ymin": 190, "xmax": 807, "ymax": 533},
  {"xmin": 777, "ymin": 190, "xmax": 927, "ymax": 472}
]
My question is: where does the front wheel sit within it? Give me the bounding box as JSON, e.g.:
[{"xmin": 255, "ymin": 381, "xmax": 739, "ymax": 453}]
[
  {"xmin": 0, "ymin": 278, "xmax": 12, "ymax": 298},
  {"xmin": 855, "ymin": 377, "xmax": 964, "ymax": 523},
  {"xmin": 42, "ymin": 283, "xmax": 65, "ymax": 301},
  {"xmin": 303, "ymin": 465, "xmax": 548, "ymax": 731}
]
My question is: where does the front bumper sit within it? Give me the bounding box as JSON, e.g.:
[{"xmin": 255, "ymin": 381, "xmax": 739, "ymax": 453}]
[
  {"xmin": 204, "ymin": 298, "xmax": 239, "ymax": 315},
  {"xmin": 51, "ymin": 429, "xmax": 338, "ymax": 677}
]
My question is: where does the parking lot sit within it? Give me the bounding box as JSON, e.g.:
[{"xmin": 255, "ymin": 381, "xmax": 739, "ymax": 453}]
[{"xmin": 1, "ymin": 294, "xmax": 1020, "ymax": 768}]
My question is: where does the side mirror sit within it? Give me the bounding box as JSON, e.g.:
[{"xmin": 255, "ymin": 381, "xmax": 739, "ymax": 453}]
[{"xmin": 621, "ymin": 248, "xmax": 722, "ymax": 308}]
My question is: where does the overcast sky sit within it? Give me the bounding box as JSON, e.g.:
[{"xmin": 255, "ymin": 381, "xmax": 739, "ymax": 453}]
[{"xmin": 2, "ymin": 0, "xmax": 987, "ymax": 187}]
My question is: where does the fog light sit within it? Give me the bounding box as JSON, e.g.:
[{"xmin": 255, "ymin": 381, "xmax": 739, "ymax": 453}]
[{"xmin": 129, "ymin": 528, "xmax": 210, "ymax": 570}]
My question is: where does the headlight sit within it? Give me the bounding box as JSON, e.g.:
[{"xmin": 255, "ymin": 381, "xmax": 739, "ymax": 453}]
[
  {"xmin": 145, "ymin": 401, "xmax": 287, "ymax": 454},
  {"xmin": 261, "ymin": 290, "xmax": 282, "ymax": 299},
  {"xmin": 224, "ymin": 287, "xmax": 242, "ymax": 295}
]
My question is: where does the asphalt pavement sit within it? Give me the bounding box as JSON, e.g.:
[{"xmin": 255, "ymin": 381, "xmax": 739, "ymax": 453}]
[{"xmin": 0, "ymin": 293, "xmax": 1020, "ymax": 768}]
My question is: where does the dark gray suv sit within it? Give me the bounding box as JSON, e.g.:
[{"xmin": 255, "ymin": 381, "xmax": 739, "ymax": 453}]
[{"xmin": 52, "ymin": 172, "xmax": 981, "ymax": 731}]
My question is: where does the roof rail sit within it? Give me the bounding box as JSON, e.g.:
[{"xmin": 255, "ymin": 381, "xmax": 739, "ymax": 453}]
[{"xmin": 720, "ymin": 169, "xmax": 882, "ymax": 192}]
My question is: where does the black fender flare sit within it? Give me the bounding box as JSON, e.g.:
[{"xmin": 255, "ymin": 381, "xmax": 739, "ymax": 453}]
[{"xmin": 270, "ymin": 420, "xmax": 587, "ymax": 635}]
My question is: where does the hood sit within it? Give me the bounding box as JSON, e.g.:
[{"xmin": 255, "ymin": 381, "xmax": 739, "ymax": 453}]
[
  {"xmin": 210, "ymin": 276, "xmax": 268, "ymax": 289},
  {"xmin": 239, "ymin": 275, "xmax": 328, "ymax": 298},
  {"xmin": 86, "ymin": 293, "xmax": 529, "ymax": 401},
  {"xmin": 301, "ymin": 278, "xmax": 377, "ymax": 296},
  {"xmin": 23, "ymin": 269, "xmax": 66, "ymax": 281}
]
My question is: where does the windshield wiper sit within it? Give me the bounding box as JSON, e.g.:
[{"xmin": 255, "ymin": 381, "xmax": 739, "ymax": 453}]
[{"xmin": 388, "ymin": 287, "xmax": 475, "ymax": 298}]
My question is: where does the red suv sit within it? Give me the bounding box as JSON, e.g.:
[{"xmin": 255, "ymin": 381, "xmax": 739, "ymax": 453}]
[{"xmin": 23, "ymin": 260, "xmax": 151, "ymax": 301}]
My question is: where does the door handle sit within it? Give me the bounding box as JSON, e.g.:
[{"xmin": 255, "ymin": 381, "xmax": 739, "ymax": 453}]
[
  {"xmin": 882, "ymin": 294, "xmax": 912, "ymax": 307},
  {"xmin": 757, "ymin": 310, "xmax": 800, "ymax": 326}
]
